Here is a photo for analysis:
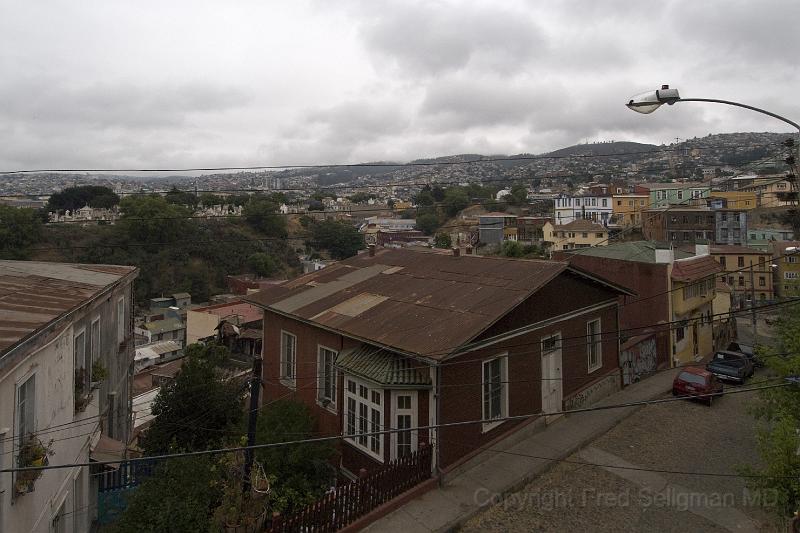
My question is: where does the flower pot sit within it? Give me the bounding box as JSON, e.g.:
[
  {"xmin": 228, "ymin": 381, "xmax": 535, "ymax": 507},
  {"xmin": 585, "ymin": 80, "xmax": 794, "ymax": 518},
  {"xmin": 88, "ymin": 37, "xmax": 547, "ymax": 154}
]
[{"xmin": 14, "ymin": 479, "xmax": 34, "ymax": 496}]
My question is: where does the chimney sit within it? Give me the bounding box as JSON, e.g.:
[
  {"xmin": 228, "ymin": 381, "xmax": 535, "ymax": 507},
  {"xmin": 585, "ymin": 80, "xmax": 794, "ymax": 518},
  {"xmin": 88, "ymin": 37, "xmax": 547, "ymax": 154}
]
[
  {"xmin": 654, "ymin": 244, "xmax": 674, "ymax": 264},
  {"xmin": 368, "ymin": 244, "xmax": 376, "ymax": 257},
  {"xmin": 466, "ymin": 244, "xmax": 473, "ymax": 255},
  {"xmin": 452, "ymin": 247, "xmax": 460, "ymax": 257}
]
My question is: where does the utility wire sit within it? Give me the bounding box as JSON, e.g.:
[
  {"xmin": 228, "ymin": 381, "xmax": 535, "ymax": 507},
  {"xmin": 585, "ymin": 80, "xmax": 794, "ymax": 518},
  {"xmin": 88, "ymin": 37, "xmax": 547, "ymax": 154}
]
[{"xmin": 0, "ymin": 381, "xmax": 791, "ymax": 475}]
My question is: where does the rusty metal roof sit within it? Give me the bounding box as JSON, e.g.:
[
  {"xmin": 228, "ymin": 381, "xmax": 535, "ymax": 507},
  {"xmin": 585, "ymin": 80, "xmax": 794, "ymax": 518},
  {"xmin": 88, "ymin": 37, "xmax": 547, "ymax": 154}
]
[
  {"xmin": 244, "ymin": 248, "xmax": 568, "ymax": 359},
  {"xmin": 670, "ymin": 255, "xmax": 723, "ymax": 282},
  {"xmin": 0, "ymin": 261, "xmax": 137, "ymax": 357}
]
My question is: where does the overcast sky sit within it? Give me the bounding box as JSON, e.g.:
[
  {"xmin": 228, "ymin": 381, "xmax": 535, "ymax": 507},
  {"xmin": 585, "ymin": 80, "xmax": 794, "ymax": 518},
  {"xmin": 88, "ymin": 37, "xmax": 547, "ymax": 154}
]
[{"xmin": 1, "ymin": 0, "xmax": 798, "ymax": 171}]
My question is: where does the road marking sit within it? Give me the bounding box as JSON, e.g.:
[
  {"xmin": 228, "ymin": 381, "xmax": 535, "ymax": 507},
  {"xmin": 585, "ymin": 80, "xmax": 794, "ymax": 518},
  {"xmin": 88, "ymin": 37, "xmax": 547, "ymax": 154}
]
[{"xmin": 578, "ymin": 446, "xmax": 759, "ymax": 533}]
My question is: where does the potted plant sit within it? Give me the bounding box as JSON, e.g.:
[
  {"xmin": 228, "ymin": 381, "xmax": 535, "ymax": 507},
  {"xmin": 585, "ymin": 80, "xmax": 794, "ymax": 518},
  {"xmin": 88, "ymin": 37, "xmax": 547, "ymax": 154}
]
[
  {"xmin": 14, "ymin": 436, "xmax": 54, "ymax": 496},
  {"xmin": 74, "ymin": 368, "xmax": 90, "ymax": 412},
  {"xmin": 91, "ymin": 360, "xmax": 107, "ymax": 389}
]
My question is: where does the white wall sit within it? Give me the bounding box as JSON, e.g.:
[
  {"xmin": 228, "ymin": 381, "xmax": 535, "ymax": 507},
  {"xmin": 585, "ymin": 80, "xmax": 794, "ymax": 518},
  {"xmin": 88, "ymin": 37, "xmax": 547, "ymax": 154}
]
[{"xmin": 0, "ymin": 326, "xmax": 100, "ymax": 533}]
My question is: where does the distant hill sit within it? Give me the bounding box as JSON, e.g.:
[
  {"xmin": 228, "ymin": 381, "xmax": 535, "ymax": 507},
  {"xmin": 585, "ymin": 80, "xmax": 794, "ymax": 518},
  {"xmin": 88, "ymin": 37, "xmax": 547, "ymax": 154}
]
[{"xmin": 543, "ymin": 141, "xmax": 659, "ymax": 158}]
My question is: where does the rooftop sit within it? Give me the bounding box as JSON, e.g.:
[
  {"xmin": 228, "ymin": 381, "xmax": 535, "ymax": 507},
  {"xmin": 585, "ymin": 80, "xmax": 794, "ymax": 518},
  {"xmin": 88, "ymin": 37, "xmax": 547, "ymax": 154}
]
[
  {"xmin": 564, "ymin": 241, "xmax": 693, "ymax": 264},
  {"xmin": 709, "ymin": 245, "xmax": 769, "ymax": 255},
  {"xmin": 245, "ymin": 248, "xmax": 575, "ymax": 359},
  {"xmin": 638, "ymin": 182, "xmax": 709, "ymax": 190},
  {"xmin": 554, "ymin": 219, "xmax": 607, "ymax": 232},
  {"xmin": 671, "ymin": 255, "xmax": 723, "ymax": 282},
  {"xmin": 190, "ymin": 300, "xmax": 263, "ymax": 324},
  {"xmin": 143, "ymin": 317, "xmax": 184, "ymax": 334},
  {"xmin": 0, "ymin": 261, "xmax": 137, "ymax": 357}
]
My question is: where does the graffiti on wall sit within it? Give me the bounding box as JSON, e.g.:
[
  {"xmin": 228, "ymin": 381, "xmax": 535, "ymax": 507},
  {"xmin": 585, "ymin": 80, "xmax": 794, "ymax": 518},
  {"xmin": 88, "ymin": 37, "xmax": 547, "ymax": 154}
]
[
  {"xmin": 620, "ymin": 335, "xmax": 658, "ymax": 386},
  {"xmin": 564, "ymin": 373, "xmax": 619, "ymax": 411}
]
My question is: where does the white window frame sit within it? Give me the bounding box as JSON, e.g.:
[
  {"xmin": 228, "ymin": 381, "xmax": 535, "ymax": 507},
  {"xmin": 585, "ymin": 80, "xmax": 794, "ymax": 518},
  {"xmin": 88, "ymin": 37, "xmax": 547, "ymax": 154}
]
[
  {"xmin": 343, "ymin": 376, "xmax": 383, "ymax": 462},
  {"xmin": 16, "ymin": 374, "xmax": 36, "ymax": 450},
  {"xmin": 74, "ymin": 328, "xmax": 88, "ymax": 397},
  {"xmin": 279, "ymin": 331, "xmax": 297, "ymax": 388},
  {"xmin": 90, "ymin": 317, "xmax": 101, "ymax": 382},
  {"xmin": 482, "ymin": 354, "xmax": 508, "ymax": 433},
  {"xmin": 677, "ymin": 190, "xmax": 684, "ymax": 200},
  {"xmin": 390, "ymin": 391, "xmax": 418, "ymax": 461},
  {"xmin": 116, "ymin": 296, "xmax": 125, "ymax": 344},
  {"xmin": 587, "ymin": 319, "xmax": 602, "ymax": 373},
  {"xmin": 316, "ymin": 345, "xmax": 337, "ymax": 412}
]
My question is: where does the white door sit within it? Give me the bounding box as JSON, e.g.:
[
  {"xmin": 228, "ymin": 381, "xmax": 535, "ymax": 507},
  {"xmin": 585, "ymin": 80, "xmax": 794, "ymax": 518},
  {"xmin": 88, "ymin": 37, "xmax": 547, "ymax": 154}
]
[{"xmin": 541, "ymin": 334, "xmax": 563, "ymax": 422}]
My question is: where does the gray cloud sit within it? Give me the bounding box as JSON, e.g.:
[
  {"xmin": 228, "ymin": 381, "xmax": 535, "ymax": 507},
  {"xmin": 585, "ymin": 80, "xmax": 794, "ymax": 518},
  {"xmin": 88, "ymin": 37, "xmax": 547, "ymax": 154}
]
[{"xmin": 1, "ymin": 0, "xmax": 798, "ymax": 170}]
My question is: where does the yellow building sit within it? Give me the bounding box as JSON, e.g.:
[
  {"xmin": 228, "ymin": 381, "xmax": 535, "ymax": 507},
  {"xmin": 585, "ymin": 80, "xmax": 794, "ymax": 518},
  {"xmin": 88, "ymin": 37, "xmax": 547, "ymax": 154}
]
[
  {"xmin": 612, "ymin": 194, "xmax": 649, "ymax": 226},
  {"xmin": 710, "ymin": 245, "xmax": 773, "ymax": 305},
  {"xmin": 769, "ymin": 240, "xmax": 800, "ymax": 298},
  {"xmin": 543, "ymin": 219, "xmax": 608, "ymax": 251},
  {"xmin": 739, "ymin": 177, "xmax": 795, "ymax": 207},
  {"xmin": 669, "ymin": 255, "xmax": 722, "ymax": 365},
  {"xmin": 708, "ymin": 191, "xmax": 757, "ymax": 210}
]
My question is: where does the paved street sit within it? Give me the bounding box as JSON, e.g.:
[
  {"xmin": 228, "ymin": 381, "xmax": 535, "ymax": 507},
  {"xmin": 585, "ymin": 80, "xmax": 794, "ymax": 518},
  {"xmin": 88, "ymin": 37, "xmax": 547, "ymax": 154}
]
[{"xmin": 461, "ymin": 371, "xmax": 783, "ymax": 533}]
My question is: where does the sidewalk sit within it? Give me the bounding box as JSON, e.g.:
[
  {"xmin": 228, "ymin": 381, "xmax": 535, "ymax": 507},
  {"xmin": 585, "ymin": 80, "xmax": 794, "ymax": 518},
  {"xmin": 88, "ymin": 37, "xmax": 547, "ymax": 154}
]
[{"xmin": 364, "ymin": 367, "xmax": 680, "ymax": 533}]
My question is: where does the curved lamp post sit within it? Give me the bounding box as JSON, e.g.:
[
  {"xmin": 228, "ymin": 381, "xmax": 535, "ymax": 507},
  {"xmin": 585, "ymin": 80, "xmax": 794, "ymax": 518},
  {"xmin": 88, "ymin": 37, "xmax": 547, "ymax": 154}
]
[{"xmin": 626, "ymin": 84, "xmax": 798, "ymax": 200}]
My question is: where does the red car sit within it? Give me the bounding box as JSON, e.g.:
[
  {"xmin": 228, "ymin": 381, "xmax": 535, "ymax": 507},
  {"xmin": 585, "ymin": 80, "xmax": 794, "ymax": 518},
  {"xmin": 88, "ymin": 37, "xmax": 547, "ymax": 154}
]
[{"xmin": 672, "ymin": 367, "xmax": 724, "ymax": 405}]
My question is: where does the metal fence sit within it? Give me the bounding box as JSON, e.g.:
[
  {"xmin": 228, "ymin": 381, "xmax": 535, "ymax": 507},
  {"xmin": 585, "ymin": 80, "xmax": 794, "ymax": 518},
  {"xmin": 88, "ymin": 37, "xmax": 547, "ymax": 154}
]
[{"xmin": 268, "ymin": 443, "xmax": 432, "ymax": 533}]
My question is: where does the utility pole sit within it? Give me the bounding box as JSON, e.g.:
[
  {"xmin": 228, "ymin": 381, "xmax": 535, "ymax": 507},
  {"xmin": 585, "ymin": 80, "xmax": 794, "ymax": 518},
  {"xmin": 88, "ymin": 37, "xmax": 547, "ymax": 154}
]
[
  {"xmin": 242, "ymin": 355, "xmax": 263, "ymax": 494},
  {"xmin": 749, "ymin": 263, "xmax": 757, "ymax": 346}
]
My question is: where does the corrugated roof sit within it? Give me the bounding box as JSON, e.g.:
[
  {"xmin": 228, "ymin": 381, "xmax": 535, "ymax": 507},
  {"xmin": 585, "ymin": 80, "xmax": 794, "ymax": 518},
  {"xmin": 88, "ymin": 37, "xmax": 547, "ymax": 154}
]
[
  {"xmin": 244, "ymin": 248, "xmax": 570, "ymax": 358},
  {"xmin": 555, "ymin": 219, "xmax": 607, "ymax": 232},
  {"xmin": 565, "ymin": 241, "xmax": 694, "ymax": 264},
  {"xmin": 0, "ymin": 260, "xmax": 137, "ymax": 357},
  {"xmin": 144, "ymin": 317, "xmax": 184, "ymax": 334},
  {"xmin": 336, "ymin": 345, "xmax": 431, "ymax": 387},
  {"xmin": 710, "ymin": 245, "xmax": 769, "ymax": 255},
  {"xmin": 671, "ymin": 255, "xmax": 723, "ymax": 282}
]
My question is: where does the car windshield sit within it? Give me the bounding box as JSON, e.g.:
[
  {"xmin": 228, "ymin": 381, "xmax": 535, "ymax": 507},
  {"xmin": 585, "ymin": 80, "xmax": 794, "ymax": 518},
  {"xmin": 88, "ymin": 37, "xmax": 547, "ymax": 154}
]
[{"xmin": 678, "ymin": 372, "xmax": 707, "ymax": 386}]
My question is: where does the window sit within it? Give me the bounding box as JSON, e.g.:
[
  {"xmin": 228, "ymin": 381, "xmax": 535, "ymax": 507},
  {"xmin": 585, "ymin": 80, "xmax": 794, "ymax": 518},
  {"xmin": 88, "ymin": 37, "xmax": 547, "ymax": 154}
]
[
  {"xmin": 640, "ymin": 200, "xmax": 646, "ymax": 206},
  {"xmin": 116, "ymin": 297, "xmax": 125, "ymax": 344},
  {"xmin": 90, "ymin": 317, "xmax": 100, "ymax": 381},
  {"xmin": 719, "ymin": 256, "xmax": 726, "ymax": 268},
  {"xmin": 682, "ymin": 216, "xmax": 689, "ymax": 224},
  {"xmin": 737, "ymin": 256, "xmax": 745, "ymax": 268},
  {"xmin": 692, "ymin": 190, "xmax": 702, "ymax": 198},
  {"xmin": 738, "ymin": 276, "xmax": 745, "ymax": 287},
  {"xmin": 482, "ymin": 356, "xmax": 507, "ymax": 431},
  {"xmin": 582, "ymin": 232, "xmax": 588, "ymax": 238},
  {"xmin": 575, "ymin": 198, "xmax": 581, "ymax": 206},
  {"xmin": 587, "ymin": 319, "xmax": 602, "ymax": 372},
  {"xmin": 280, "ymin": 331, "xmax": 297, "ymax": 387},
  {"xmin": 601, "ymin": 199, "xmax": 607, "ymax": 207},
  {"xmin": 317, "ymin": 346, "xmax": 337, "ymax": 409},
  {"xmin": 787, "ymin": 256, "xmax": 798, "ymax": 264},
  {"xmin": 720, "ymin": 213, "xmax": 727, "ymax": 222},
  {"xmin": 676, "ymin": 326, "xmax": 685, "ymax": 342},
  {"xmin": 759, "ymin": 276, "xmax": 766, "ymax": 287},
  {"xmin": 628, "ymin": 200, "xmax": 633, "ymax": 207},
  {"xmin": 391, "ymin": 392, "xmax": 417, "ymax": 460},
  {"xmin": 657, "ymin": 191, "xmax": 664, "ymax": 200},
  {"xmin": 677, "ymin": 190, "xmax": 684, "ymax": 200},
  {"xmin": 16, "ymin": 375, "xmax": 35, "ymax": 449},
  {"xmin": 617, "ymin": 200, "xmax": 622, "ymax": 206},
  {"xmin": 596, "ymin": 233, "xmax": 604, "ymax": 238},
  {"xmin": 344, "ymin": 377, "xmax": 383, "ymax": 460},
  {"xmin": 74, "ymin": 330, "xmax": 89, "ymax": 399}
]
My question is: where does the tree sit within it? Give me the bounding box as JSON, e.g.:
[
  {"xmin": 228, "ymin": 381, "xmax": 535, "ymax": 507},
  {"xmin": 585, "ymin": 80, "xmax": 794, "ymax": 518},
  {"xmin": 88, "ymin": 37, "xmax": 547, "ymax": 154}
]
[
  {"xmin": 198, "ymin": 193, "xmax": 224, "ymax": 207},
  {"xmin": 309, "ymin": 220, "xmax": 364, "ymax": 260},
  {"xmin": 117, "ymin": 195, "xmax": 193, "ymax": 245},
  {"xmin": 387, "ymin": 198, "xmax": 395, "ymax": 210},
  {"xmin": 247, "ymin": 252, "xmax": 278, "ymax": 277},
  {"xmin": 243, "ymin": 197, "xmax": 287, "ymax": 238},
  {"xmin": 164, "ymin": 186, "xmax": 198, "ymax": 207},
  {"xmin": 111, "ymin": 456, "xmax": 221, "ymax": 533},
  {"xmin": 47, "ymin": 185, "xmax": 120, "ymax": 212},
  {"xmin": 348, "ymin": 192, "xmax": 374, "ymax": 204},
  {"xmin": 0, "ymin": 206, "xmax": 42, "ymax": 259},
  {"xmin": 255, "ymin": 400, "xmax": 335, "ymax": 514},
  {"xmin": 505, "ymin": 184, "xmax": 529, "ymax": 207},
  {"xmin": 415, "ymin": 213, "xmax": 440, "ymax": 235},
  {"xmin": 414, "ymin": 190, "xmax": 435, "ymax": 207},
  {"xmin": 741, "ymin": 305, "xmax": 800, "ymax": 517},
  {"xmin": 431, "ymin": 186, "xmax": 445, "ymax": 202},
  {"xmin": 139, "ymin": 344, "xmax": 244, "ymax": 455},
  {"xmin": 500, "ymin": 240, "xmax": 525, "ymax": 258},
  {"xmin": 443, "ymin": 187, "xmax": 470, "ymax": 217},
  {"xmin": 433, "ymin": 232, "xmax": 452, "ymax": 249}
]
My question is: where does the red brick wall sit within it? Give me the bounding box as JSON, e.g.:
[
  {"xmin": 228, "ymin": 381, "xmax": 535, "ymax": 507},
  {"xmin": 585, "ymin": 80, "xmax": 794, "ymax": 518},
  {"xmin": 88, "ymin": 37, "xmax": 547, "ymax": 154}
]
[{"xmin": 437, "ymin": 292, "xmax": 620, "ymax": 469}]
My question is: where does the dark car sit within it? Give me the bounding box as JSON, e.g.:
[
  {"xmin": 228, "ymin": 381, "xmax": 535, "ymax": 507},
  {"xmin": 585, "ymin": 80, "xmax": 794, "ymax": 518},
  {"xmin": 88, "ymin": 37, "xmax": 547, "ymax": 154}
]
[
  {"xmin": 727, "ymin": 341, "xmax": 763, "ymax": 368},
  {"xmin": 706, "ymin": 351, "xmax": 752, "ymax": 384},
  {"xmin": 672, "ymin": 367, "xmax": 724, "ymax": 405}
]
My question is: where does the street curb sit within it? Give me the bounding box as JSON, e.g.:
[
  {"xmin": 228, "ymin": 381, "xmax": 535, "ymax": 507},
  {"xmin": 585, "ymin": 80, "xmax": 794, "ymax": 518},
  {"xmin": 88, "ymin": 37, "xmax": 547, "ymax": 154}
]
[{"xmin": 438, "ymin": 386, "xmax": 673, "ymax": 533}]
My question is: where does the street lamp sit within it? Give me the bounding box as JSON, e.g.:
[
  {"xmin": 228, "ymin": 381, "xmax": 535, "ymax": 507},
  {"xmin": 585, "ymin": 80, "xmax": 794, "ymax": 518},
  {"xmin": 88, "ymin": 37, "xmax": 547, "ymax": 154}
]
[{"xmin": 626, "ymin": 85, "xmax": 799, "ymax": 201}]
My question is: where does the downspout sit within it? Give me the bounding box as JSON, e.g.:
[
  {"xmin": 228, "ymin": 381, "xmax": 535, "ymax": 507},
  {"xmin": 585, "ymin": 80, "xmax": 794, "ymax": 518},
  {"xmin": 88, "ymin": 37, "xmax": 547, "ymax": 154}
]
[{"xmin": 435, "ymin": 362, "xmax": 442, "ymax": 486}]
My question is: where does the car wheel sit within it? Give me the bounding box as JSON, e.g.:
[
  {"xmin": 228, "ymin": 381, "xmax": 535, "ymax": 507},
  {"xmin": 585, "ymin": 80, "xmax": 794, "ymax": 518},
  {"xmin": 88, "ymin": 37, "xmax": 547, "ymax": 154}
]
[{"xmin": 672, "ymin": 389, "xmax": 678, "ymax": 396}]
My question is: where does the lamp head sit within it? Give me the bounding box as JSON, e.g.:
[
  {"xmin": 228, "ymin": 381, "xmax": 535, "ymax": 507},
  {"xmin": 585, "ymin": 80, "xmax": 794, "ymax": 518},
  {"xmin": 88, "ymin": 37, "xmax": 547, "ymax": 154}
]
[{"xmin": 626, "ymin": 84, "xmax": 681, "ymax": 114}]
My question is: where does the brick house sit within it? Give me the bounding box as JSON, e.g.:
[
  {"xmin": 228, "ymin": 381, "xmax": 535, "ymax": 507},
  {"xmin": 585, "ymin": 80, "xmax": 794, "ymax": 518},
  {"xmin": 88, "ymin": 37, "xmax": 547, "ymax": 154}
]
[{"xmin": 245, "ymin": 247, "xmax": 630, "ymax": 478}]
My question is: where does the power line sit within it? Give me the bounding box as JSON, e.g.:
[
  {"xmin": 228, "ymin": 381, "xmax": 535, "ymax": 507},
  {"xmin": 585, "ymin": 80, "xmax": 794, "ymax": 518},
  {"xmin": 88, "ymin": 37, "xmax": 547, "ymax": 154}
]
[
  {"xmin": 0, "ymin": 381, "xmax": 790, "ymax": 475},
  {"xmin": 0, "ymin": 144, "xmax": 760, "ymax": 177}
]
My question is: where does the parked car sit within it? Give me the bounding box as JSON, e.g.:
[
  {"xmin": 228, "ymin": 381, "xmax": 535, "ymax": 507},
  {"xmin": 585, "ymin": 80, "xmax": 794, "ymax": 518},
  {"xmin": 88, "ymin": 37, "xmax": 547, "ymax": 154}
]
[
  {"xmin": 706, "ymin": 351, "xmax": 753, "ymax": 384},
  {"xmin": 727, "ymin": 341, "xmax": 763, "ymax": 368},
  {"xmin": 672, "ymin": 367, "xmax": 724, "ymax": 405}
]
